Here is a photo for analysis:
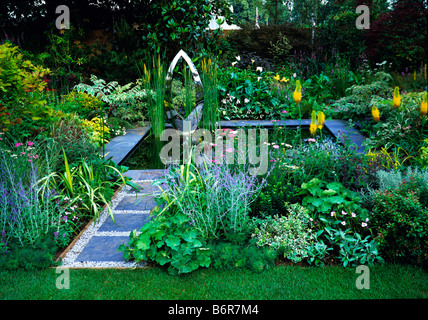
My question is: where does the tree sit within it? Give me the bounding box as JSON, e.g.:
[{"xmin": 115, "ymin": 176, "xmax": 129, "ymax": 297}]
[
  {"xmin": 365, "ymin": 0, "xmax": 427, "ymax": 70},
  {"xmin": 265, "ymin": 0, "xmax": 292, "ymax": 25}
]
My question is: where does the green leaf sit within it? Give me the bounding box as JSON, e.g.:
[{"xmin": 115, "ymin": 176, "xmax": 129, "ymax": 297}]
[
  {"xmin": 322, "ymin": 189, "xmax": 337, "ymax": 196},
  {"xmin": 136, "ymin": 236, "xmax": 151, "ymax": 251},
  {"xmin": 165, "ymin": 235, "xmax": 181, "ymax": 250}
]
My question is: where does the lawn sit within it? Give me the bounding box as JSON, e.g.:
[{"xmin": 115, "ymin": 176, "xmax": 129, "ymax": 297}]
[{"xmin": 1, "ymin": 264, "xmax": 427, "ymax": 300}]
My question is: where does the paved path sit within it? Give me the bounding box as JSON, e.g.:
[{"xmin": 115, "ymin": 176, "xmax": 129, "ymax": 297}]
[{"xmin": 60, "ymin": 169, "xmax": 167, "ymax": 268}]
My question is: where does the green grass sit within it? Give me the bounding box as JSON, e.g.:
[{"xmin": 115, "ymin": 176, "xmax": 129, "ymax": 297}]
[{"xmin": 1, "ymin": 264, "xmax": 427, "ymax": 300}]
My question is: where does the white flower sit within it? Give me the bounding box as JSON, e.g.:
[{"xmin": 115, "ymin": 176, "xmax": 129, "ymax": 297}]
[
  {"xmin": 293, "ymin": 73, "xmax": 297, "ymax": 78},
  {"xmin": 341, "ymin": 221, "xmax": 346, "ymax": 226},
  {"xmin": 244, "ymin": 98, "xmax": 249, "ymax": 104},
  {"xmin": 256, "ymin": 67, "xmax": 263, "ymax": 73},
  {"xmin": 231, "ymin": 61, "xmax": 237, "ymax": 66},
  {"xmin": 257, "ymin": 77, "xmax": 262, "ymax": 82},
  {"xmin": 362, "ymin": 222, "xmax": 367, "ymax": 227},
  {"xmin": 236, "ymin": 55, "xmax": 241, "ymax": 61}
]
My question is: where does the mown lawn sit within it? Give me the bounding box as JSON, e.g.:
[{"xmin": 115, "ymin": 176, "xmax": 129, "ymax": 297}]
[{"xmin": 1, "ymin": 264, "xmax": 427, "ymax": 300}]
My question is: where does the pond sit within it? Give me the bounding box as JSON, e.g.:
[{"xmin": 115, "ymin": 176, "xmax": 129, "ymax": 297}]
[{"xmin": 121, "ymin": 125, "xmax": 338, "ymax": 170}]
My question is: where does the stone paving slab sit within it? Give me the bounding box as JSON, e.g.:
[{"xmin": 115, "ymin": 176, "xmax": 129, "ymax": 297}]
[
  {"xmin": 97, "ymin": 213, "xmax": 151, "ymax": 232},
  {"xmin": 114, "ymin": 195, "xmax": 158, "ymax": 211},
  {"xmin": 103, "ymin": 127, "xmax": 150, "ymax": 165},
  {"xmin": 123, "ymin": 169, "xmax": 168, "ymax": 181},
  {"xmin": 74, "ymin": 236, "xmax": 130, "ymax": 262}
]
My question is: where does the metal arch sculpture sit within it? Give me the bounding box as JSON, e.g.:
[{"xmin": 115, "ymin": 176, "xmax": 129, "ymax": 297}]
[{"xmin": 165, "ymin": 50, "xmax": 204, "ymax": 132}]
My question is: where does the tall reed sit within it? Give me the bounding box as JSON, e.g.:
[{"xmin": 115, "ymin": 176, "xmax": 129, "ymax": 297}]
[
  {"xmin": 200, "ymin": 57, "xmax": 220, "ymax": 132},
  {"xmin": 141, "ymin": 55, "xmax": 166, "ymax": 138}
]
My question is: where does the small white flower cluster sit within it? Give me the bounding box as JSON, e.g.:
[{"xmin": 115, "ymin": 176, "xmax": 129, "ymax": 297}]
[{"xmin": 112, "ymin": 127, "xmax": 127, "ymax": 136}]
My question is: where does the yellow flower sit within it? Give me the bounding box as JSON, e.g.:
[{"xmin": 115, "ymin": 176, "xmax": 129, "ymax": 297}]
[
  {"xmin": 274, "ymin": 73, "xmax": 280, "ymax": 81},
  {"xmin": 393, "ymin": 87, "xmax": 401, "ymax": 108},
  {"xmin": 371, "ymin": 106, "xmax": 380, "ymax": 122},
  {"xmin": 293, "ymin": 80, "xmax": 302, "ymax": 104},
  {"xmin": 280, "ymin": 77, "xmax": 289, "ymax": 83},
  {"xmin": 421, "ymin": 92, "xmax": 427, "ymax": 115},
  {"xmin": 309, "ymin": 123, "xmax": 317, "ymax": 136},
  {"xmin": 317, "ymin": 111, "xmax": 325, "ymax": 129},
  {"xmin": 310, "ymin": 110, "xmax": 317, "ymax": 136}
]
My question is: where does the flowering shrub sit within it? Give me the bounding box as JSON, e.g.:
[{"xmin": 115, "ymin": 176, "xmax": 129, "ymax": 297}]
[{"xmin": 80, "ymin": 117, "xmax": 111, "ymax": 149}]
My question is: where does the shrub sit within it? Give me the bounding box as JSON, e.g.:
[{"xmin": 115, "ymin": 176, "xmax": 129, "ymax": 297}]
[
  {"xmin": 370, "ymin": 187, "xmax": 428, "ymax": 266},
  {"xmin": 80, "ymin": 117, "xmax": 111, "ymax": 149},
  {"xmin": 208, "ymin": 241, "xmax": 277, "ymax": 273},
  {"xmin": 251, "ymin": 203, "xmax": 316, "ymax": 263},
  {"xmin": 0, "ymin": 236, "xmax": 60, "ymax": 270},
  {"xmin": 227, "ymin": 23, "xmax": 312, "ymax": 63},
  {"xmin": 47, "ymin": 113, "xmax": 99, "ymax": 171},
  {"xmin": 0, "ymin": 42, "xmax": 51, "ymax": 132},
  {"xmin": 62, "ymin": 91, "xmax": 105, "ymax": 116}
]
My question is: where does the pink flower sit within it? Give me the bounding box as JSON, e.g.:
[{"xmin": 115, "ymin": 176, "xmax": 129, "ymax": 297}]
[
  {"xmin": 228, "ymin": 134, "xmax": 236, "ymax": 138},
  {"xmin": 28, "ymin": 159, "xmax": 32, "ymax": 162},
  {"xmin": 281, "ymin": 110, "xmax": 288, "ymax": 113},
  {"xmin": 15, "ymin": 143, "xmax": 23, "ymax": 147},
  {"xmin": 341, "ymin": 210, "xmax": 347, "ymax": 215},
  {"xmin": 27, "ymin": 141, "xmax": 34, "ymax": 147},
  {"xmin": 341, "ymin": 221, "xmax": 346, "ymax": 226},
  {"xmin": 225, "ymin": 148, "xmax": 233, "ymax": 153},
  {"xmin": 351, "ymin": 212, "xmax": 356, "ymax": 218},
  {"xmin": 307, "ymin": 138, "xmax": 316, "ymax": 142},
  {"xmin": 330, "ymin": 211, "xmax": 336, "ymax": 217},
  {"xmin": 0, "ymin": 138, "xmax": 2, "ymax": 141},
  {"xmin": 273, "ymin": 145, "xmax": 279, "ymax": 149},
  {"xmin": 362, "ymin": 222, "xmax": 367, "ymax": 228},
  {"xmin": 21, "ymin": 152, "xmax": 25, "ymax": 155}
]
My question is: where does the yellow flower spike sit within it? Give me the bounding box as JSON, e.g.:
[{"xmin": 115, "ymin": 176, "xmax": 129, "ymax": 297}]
[
  {"xmin": 317, "ymin": 111, "xmax": 325, "ymax": 129},
  {"xmin": 293, "ymin": 80, "xmax": 302, "ymax": 104},
  {"xmin": 421, "ymin": 92, "xmax": 427, "ymax": 116},
  {"xmin": 309, "ymin": 110, "xmax": 317, "ymax": 136},
  {"xmin": 393, "ymin": 87, "xmax": 401, "ymax": 108},
  {"xmin": 371, "ymin": 105, "xmax": 380, "ymax": 122}
]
